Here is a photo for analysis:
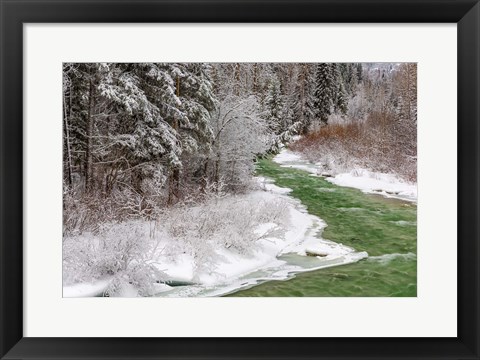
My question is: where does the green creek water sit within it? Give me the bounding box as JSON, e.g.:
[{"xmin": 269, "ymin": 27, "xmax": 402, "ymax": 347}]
[{"xmin": 227, "ymin": 158, "xmax": 417, "ymax": 297}]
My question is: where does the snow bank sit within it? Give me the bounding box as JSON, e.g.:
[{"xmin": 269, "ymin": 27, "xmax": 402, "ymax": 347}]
[
  {"xmin": 273, "ymin": 150, "xmax": 320, "ymax": 175},
  {"xmin": 150, "ymin": 185, "xmax": 368, "ymax": 297},
  {"xmin": 273, "ymin": 149, "xmax": 417, "ymax": 202},
  {"xmin": 63, "ymin": 278, "xmax": 173, "ymax": 298},
  {"xmin": 63, "ymin": 279, "xmax": 110, "ymax": 297},
  {"xmin": 273, "ymin": 150, "xmax": 303, "ymax": 164},
  {"xmin": 64, "ymin": 164, "xmax": 369, "ymax": 298},
  {"xmin": 326, "ymin": 169, "xmax": 417, "ymax": 202}
]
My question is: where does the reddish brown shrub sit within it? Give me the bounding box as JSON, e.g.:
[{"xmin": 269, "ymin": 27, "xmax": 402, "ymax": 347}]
[{"xmin": 290, "ymin": 118, "xmax": 416, "ymax": 182}]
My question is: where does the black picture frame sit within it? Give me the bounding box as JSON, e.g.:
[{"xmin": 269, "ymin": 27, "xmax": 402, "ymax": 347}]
[{"xmin": 1, "ymin": 1, "xmax": 479, "ymax": 359}]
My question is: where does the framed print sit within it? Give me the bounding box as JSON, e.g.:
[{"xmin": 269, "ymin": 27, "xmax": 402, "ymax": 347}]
[{"xmin": 1, "ymin": 0, "xmax": 479, "ymax": 359}]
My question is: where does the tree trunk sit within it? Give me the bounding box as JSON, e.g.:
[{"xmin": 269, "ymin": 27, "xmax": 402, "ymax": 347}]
[
  {"xmin": 214, "ymin": 156, "xmax": 220, "ymax": 187},
  {"xmin": 63, "ymin": 84, "xmax": 73, "ymax": 186},
  {"xmin": 85, "ymin": 70, "xmax": 95, "ymax": 193},
  {"xmin": 253, "ymin": 63, "xmax": 258, "ymax": 94},
  {"xmin": 234, "ymin": 63, "xmax": 240, "ymax": 96},
  {"xmin": 168, "ymin": 76, "xmax": 181, "ymax": 204}
]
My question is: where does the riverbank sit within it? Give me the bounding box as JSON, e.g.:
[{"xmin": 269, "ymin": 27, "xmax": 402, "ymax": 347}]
[
  {"xmin": 274, "ymin": 149, "xmax": 417, "ymax": 202},
  {"xmin": 63, "ymin": 181, "xmax": 367, "ymax": 297}
]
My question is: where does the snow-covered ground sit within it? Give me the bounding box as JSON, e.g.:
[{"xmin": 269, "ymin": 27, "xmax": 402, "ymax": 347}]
[
  {"xmin": 63, "ymin": 279, "xmax": 111, "ymax": 298},
  {"xmin": 63, "ymin": 177, "xmax": 367, "ymax": 298},
  {"xmin": 273, "ymin": 149, "xmax": 417, "ymax": 202},
  {"xmin": 326, "ymin": 169, "xmax": 417, "ymax": 202}
]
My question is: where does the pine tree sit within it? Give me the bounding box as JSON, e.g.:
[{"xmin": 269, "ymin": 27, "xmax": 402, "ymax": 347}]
[
  {"xmin": 172, "ymin": 63, "xmax": 216, "ymax": 152},
  {"xmin": 313, "ymin": 63, "xmax": 335, "ymax": 126},
  {"xmin": 348, "ymin": 64, "xmax": 359, "ymax": 95},
  {"xmin": 335, "ymin": 80, "xmax": 348, "ymax": 115},
  {"xmin": 356, "ymin": 63, "xmax": 363, "ymax": 83},
  {"xmin": 330, "ymin": 64, "xmax": 347, "ymax": 115},
  {"xmin": 293, "ymin": 64, "xmax": 315, "ymax": 134},
  {"xmin": 264, "ymin": 76, "xmax": 284, "ymax": 134},
  {"xmin": 97, "ymin": 63, "xmax": 182, "ymax": 166}
]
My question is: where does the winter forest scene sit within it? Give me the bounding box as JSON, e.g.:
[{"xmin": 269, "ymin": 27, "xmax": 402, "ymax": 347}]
[{"xmin": 63, "ymin": 62, "xmax": 417, "ymax": 297}]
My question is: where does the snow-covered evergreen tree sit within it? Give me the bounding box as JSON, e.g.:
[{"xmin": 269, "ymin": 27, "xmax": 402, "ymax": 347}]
[
  {"xmin": 293, "ymin": 64, "xmax": 315, "ymax": 134},
  {"xmin": 98, "ymin": 63, "xmax": 182, "ymax": 165},
  {"xmin": 313, "ymin": 63, "xmax": 335, "ymax": 126},
  {"xmin": 166, "ymin": 63, "xmax": 216, "ymax": 154},
  {"xmin": 332, "ymin": 64, "xmax": 348, "ymax": 116},
  {"xmin": 348, "ymin": 64, "xmax": 359, "ymax": 94},
  {"xmin": 335, "ymin": 81, "xmax": 348, "ymax": 116},
  {"xmin": 264, "ymin": 76, "xmax": 284, "ymax": 135},
  {"xmin": 356, "ymin": 63, "xmax": 363, "ymax": 82}
]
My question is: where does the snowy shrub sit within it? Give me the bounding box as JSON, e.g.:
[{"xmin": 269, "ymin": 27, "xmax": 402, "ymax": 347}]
[
  {"xmin": 63, "ymin": 174, "xmax": 169, "ymax": 237},
  {"xmin": 157, "ymin": 195, "xmax": 290, "ymax": 279},
  {"xmin": 290, "ymin": 119, "xmax": 416, "ymax": 182},
  {"xmin": 63, "ymin": 221, "xmax": 166, "ymax": 296}
]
